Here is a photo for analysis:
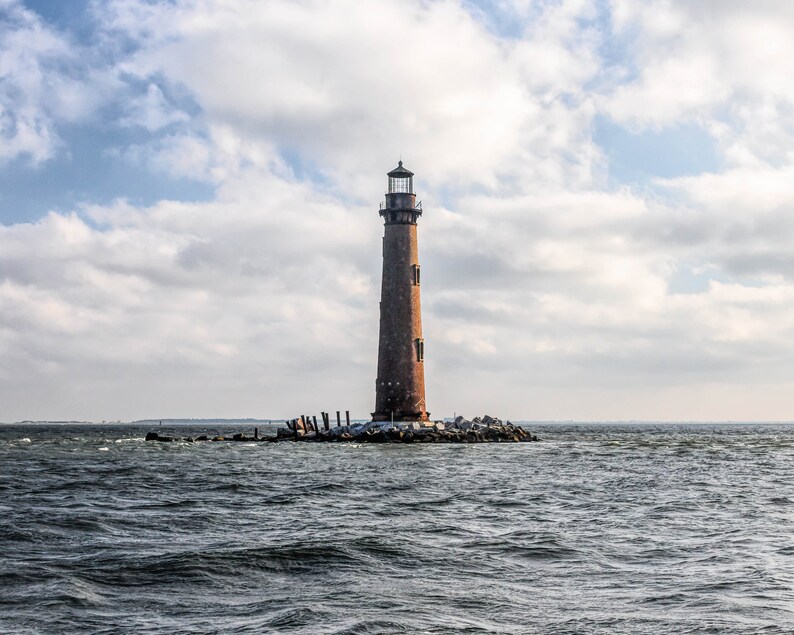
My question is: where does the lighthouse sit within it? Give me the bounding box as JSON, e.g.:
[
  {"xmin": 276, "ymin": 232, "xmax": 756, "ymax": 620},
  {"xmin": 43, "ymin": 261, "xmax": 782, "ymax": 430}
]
[{"xmin": 372, "ymin": 161, "xmax": 430, "ymax": 422}]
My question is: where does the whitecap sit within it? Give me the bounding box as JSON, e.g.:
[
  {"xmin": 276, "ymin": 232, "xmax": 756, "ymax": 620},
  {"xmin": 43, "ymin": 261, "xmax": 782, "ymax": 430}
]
[
  {"xmin": 98, "ymin": 447, "xmax": 109, "ymax": 451},
  {"xmin": 19, "ymin": 438, "xmax": 31, "ymax": 443}
]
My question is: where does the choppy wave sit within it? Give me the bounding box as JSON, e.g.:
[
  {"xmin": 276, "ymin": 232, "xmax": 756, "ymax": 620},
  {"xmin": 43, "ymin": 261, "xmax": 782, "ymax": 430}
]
[{"xmin": 2, "ymin": 423, "xmax": 794, "ymax": 633}]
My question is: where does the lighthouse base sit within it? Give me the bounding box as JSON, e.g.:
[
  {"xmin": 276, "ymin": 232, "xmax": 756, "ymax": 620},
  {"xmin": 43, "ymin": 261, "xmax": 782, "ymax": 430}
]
[{"xmin": 371, "ymin": 410, "xmax": 430, "ymax": 423}]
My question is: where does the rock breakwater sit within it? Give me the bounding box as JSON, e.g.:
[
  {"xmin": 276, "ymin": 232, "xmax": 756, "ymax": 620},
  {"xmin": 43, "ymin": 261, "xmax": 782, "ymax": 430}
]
[
  {"xmin": 278, "ymin": 414, "xmax": 538, "ymax": 443},
  {"xmin": 144, "ymin": 415, "xmax": 539, "ymax": 444}
]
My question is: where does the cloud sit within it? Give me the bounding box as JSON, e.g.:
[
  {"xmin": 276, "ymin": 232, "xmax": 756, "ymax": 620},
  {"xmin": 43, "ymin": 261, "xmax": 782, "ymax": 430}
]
[
  {"xmin": 98, "ymin": 0, "xmax": 603, "ymax": 196},
  {"xmin": 120, "ymin": 83, "xmax": 190, "ymax": 131},
  {"xmin": 602, "ymin": 0, "xmax": 794, "ymax": 168},
  {"xmin": 654, "ymin": 164, "xmax": 794, "ymax": 281},
  {"xmin": 0, "ymin": 0, "xmax": 120, "ymax": 164},
  {"xmin": 2, "ymin": 0, "xmax": 794, "ymax": 421},
  {"xmin": 0, "ymin": 170, "xmax": 376, "ymax": 419},
  {"xmin": 0, "ymin": 1, "xmax": 69, "ymax": 163}
]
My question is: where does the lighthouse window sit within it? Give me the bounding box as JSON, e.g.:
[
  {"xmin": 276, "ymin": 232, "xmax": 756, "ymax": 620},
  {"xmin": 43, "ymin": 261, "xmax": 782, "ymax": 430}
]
[
  {"xmin": 412, "ymin": 264, "xmax": 421, "ymax": 286},
  {"xmin": 388, "ymin": 176, "xmax": 412, "ymax": 194},
  {"xmin": 415, "ymin": 338, "xmax": 424, "ymax": 362}
]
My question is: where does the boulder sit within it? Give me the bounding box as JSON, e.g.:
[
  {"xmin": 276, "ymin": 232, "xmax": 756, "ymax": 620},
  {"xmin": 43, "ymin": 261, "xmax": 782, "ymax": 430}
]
[
  {"xmin": 366, "ymin": 430, "xmax": 389, "ymax": 443},
  {"xmin": 145, "ymin": 432, "xmax": 159, "ymax": 441}
]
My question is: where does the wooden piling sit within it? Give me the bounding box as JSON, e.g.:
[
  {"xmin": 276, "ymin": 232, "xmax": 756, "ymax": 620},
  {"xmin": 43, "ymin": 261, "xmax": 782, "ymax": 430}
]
[
  {"xmin": 336, "ymin": 411, "xmax": 341, "ymax": 427},
  {"xmin": 323, "ymin": 412, "xmax": 330, "ymax": 431},
  {"xmin": 345, "ymin": 410, "xmax": 351, "ymax": 426},
  {"xmin": 312, "ymin": 415, "xmax": 318, "ymax": 432}
]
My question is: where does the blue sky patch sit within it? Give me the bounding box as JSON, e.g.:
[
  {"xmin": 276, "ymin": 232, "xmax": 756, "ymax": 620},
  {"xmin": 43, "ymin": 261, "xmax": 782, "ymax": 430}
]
[
  {"xmin": 0, "ymin": 123, "xmax": 215, "ymax": 225},
  {"xmin": 594, "ymin": 115, "xmax": 720, "ymax": 187}
]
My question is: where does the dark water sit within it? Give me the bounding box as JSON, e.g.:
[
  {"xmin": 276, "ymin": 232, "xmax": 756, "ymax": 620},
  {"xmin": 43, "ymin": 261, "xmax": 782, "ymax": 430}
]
[{"xmin": 2, "ymin": 423, "xmax": 794, "ymax": 634}]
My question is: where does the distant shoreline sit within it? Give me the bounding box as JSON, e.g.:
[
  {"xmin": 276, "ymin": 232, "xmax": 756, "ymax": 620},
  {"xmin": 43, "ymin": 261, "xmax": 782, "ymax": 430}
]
[{"xmin": 3, "ymin": 419, "xmax": 286, "ymax": 426}]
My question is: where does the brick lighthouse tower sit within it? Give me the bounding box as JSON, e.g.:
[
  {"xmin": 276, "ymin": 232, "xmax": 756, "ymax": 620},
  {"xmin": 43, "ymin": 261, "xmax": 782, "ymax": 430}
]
[{"xmin": 372, "ymin": 161, "xmax": 430, "ymax": 422}]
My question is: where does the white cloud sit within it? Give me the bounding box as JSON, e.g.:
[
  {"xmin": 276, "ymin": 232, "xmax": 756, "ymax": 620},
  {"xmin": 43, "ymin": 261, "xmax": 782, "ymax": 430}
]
[
  {"xmin": 120, "ymin": 83, "xmax": 189, "ymax": 131},
  {"xmin": 654, "ymin": 164, "xmax": 794, "ymax": 282},
  {"xmin": 0, "ymin": 1, "xmax": 121, "ymax": 164},
  {"xmin": 99, "ymin": 0, "xmax": 602, "ymax": 195},
  {"xmin": 0, "ymin": 170, "xmax": 376, "ymax": 419},
  {"xmin": 3, "ymin": 0, "xmax": 794, "ymax": 421},
  {"xmin": 0, "ymin": 1, "xmax": 68, "ymax": 163},
  {"xmin": 603, "ymin": 0, "xmax": 794, "ymax": 167}
]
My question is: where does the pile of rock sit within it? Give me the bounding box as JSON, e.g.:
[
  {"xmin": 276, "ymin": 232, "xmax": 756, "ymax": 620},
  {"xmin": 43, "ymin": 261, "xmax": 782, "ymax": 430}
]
[
  {"xmin": 143, "ymin": 417, "xmax": 538, "ymax": 445},
  {"xmin": 144, "ymin": 432, "xmax": 257, "ymax": 443},
  {"xmin": 275, "ymin": 415, "xmax": 538, "ymax": 444}
]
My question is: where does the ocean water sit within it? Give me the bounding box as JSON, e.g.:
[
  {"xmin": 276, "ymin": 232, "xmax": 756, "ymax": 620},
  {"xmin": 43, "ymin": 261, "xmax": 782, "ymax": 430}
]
[{"xmin": 1, "ymin": 422, "xmax": 794, "ymax": 634}]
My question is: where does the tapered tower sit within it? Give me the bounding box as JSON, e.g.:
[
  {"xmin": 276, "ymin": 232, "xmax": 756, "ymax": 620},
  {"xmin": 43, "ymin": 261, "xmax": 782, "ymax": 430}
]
[{"xmin": 372, "ymin": 161, "xmax": 429, "ymax": 422}]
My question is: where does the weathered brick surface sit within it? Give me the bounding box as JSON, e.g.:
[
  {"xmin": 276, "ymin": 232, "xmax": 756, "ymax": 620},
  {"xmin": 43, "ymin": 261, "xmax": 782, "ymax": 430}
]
[{"xmin": 372, "ymin": 191, "xmax": 429, "ymax": 422}]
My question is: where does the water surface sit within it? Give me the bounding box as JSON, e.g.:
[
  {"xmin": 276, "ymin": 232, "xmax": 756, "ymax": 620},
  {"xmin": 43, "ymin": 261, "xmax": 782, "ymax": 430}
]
[{"xmin": 2, "ymin": 423, "xmax": 793, "ymax": 634}]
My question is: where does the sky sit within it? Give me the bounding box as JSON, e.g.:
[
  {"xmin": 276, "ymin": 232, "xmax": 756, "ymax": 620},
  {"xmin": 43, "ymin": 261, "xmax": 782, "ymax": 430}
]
[{"xmin": 2, "ymin": 0, "xmax": 794, "ymax": 422}]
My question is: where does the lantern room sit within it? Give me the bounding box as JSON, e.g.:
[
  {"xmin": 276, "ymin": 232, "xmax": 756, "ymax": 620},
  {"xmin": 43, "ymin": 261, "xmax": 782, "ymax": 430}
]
[{"xmin": 387, "ymin": 160, "xmax": 414, "ymax": 194}]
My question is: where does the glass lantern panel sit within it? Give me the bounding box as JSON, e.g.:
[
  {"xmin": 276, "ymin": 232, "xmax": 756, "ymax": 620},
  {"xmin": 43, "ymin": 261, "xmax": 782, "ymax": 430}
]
[{"xmin": 389, "ymin": 176, "xmax": 412, "ymax": 193}]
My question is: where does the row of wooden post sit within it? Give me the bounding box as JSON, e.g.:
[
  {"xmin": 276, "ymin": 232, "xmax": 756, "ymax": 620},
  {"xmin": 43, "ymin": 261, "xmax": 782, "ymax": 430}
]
[{"xmin": 295, "ymin": 410, "xmax": 351, "ymax": 438}]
